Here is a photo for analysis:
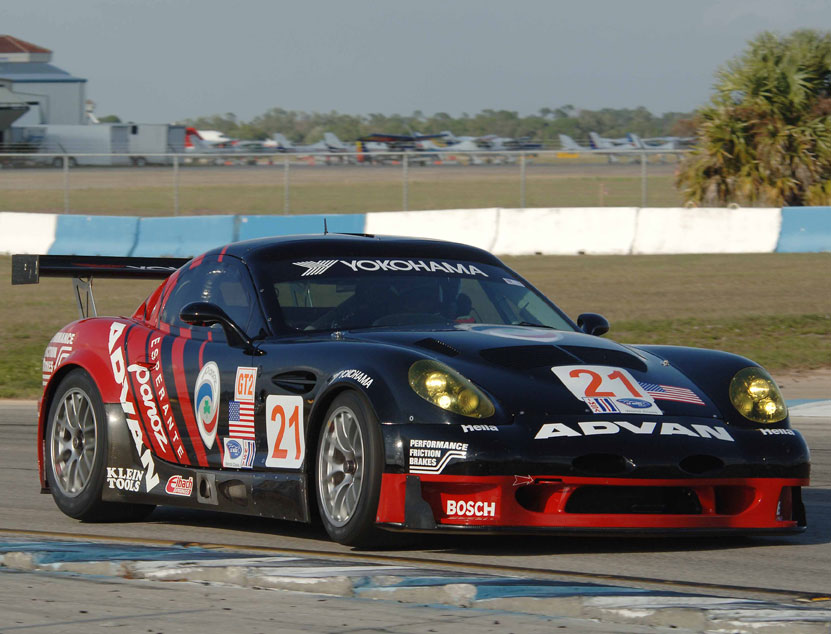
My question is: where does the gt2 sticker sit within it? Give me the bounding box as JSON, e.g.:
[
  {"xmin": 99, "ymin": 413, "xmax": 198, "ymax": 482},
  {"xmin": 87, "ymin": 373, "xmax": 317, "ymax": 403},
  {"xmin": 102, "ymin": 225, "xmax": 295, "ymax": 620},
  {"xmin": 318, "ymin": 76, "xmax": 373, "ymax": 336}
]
[
  {"xmin": 165, "ymin": 475, "xmax": 193, "ymax": 497},
  {"xmin": 223, "ymin": 437, "xmax": 256, "ymax": 468},
  {"xmin": 106, "ymin": 467, "xmax": 144, "ymax": 492},
  {"xmin": 194, "ymin": 361, "xmax": 220, "ymax": 450},
  {"xmin": 331, "ymin": 369, "xmax": 374, "ymax": 389},
  {"xmin": 551, "ymin": 365, "xmax": 663, "ymax": 415},
  {"xmin": 235, "ymin": 366, "xmax": 257, "ymax": 402},
  {"xmin": 408, "ymin": 439, "xmax": 468, "ymax": 474},
  {"xmin": 535, "ymin": 420, "xmax": 734, "ymax": 442},
  {"xmin": 265, "ymin": 395, "xmax": 305, "ymax": 469}
]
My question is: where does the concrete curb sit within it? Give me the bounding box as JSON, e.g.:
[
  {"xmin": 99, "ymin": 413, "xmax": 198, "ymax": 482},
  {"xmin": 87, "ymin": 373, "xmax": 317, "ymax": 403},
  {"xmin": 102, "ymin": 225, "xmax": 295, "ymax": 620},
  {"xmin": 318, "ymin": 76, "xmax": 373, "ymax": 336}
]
[{"xmin": 3, "ymin": 547, "xmax": 831, "ymax": 633}]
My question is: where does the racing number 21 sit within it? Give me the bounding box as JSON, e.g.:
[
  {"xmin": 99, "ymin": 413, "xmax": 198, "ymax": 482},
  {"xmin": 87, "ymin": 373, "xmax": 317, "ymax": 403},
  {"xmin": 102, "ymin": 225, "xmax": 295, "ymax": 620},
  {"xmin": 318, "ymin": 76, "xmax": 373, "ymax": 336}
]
[
  {"xmin": 265, "ymin": 395, "xmax": 305, "ymax": 469},
  {"xmin": 567, "ymin": 368, "xmax": 644, "ymax": 398}
]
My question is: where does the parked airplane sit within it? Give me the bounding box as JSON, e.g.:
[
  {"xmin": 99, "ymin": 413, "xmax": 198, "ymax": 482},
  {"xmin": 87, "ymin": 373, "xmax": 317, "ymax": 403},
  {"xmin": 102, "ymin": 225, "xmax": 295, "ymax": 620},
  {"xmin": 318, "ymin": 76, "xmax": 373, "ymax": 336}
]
[{"xmin": 558, "ymin": 134, "xmax": 591, "ymax": 151}]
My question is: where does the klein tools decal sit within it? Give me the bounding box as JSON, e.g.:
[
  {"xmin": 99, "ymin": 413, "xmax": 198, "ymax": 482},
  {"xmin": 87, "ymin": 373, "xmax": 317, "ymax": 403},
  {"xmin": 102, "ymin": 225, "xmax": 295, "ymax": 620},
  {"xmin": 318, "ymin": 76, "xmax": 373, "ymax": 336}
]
[
  {"xmin": 194, "ymin": 361, "xmax": 220, "ymax": 449},
  {"xmin": 551, "ymin": 365, "xmax": 664, "ymax": 415},
  {"xmin": 106, "ymin": 467, "xmax": 144, "ymax": 492}
]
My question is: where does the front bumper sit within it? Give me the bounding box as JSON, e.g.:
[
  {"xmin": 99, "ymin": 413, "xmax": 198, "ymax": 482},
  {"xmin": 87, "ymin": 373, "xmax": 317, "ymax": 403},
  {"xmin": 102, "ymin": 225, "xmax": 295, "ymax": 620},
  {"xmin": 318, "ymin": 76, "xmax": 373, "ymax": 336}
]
[{"xmin": 375, "ymin": 474, "xmax": 808, "ymax": 535}]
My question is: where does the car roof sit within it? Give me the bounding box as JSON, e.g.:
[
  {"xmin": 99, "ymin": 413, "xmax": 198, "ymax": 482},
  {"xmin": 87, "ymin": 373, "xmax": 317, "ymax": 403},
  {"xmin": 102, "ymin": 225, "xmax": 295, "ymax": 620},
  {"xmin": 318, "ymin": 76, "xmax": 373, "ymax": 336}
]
[{"xmin": 207, "ymin": 234, "xmax": 506, "ymax": 267}]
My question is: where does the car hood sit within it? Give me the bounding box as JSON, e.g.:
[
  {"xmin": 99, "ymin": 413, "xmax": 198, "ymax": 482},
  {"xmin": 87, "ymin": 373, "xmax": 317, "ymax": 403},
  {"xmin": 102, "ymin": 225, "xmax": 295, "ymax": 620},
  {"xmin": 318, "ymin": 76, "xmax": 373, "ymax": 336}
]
[{"xmin": 345, "ymin": 324, "xmax": 723, "ymax": 419}]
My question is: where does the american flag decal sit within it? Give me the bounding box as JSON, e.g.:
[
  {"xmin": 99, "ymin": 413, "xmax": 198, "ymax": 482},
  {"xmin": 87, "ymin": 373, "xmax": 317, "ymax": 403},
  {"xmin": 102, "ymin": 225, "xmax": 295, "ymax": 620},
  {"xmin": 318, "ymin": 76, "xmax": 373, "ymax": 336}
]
[
  {"xmin": 229, "ymin": 400, "xmax": 256, "ymax": 439},
  {"xmin": 639, "ymin": 383, "xmax": 705, "ymax": 406}
]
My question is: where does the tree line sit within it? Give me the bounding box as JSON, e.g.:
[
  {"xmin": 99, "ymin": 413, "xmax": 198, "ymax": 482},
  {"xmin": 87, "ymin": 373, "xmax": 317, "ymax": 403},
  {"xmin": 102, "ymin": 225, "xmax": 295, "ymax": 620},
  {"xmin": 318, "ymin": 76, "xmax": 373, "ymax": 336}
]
[{"xmin": 180, "ymin": 106, "xmax": 695, "ymax": 146}]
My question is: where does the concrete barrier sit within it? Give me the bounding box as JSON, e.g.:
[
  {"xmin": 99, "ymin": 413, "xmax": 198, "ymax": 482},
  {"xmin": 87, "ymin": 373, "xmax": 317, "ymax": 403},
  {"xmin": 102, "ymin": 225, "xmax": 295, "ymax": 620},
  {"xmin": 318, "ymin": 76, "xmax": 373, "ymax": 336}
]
[
  {"xmin": 632, "ymin": 207, "xmax": 781, "ymax": 254},
  {"xmin": 237, "ymin": 214, "xmax": 365, "ymax": 241},
  {"xmin": 0, "ymin": 212, "xmax": 57, "ymax": 255},
  {"xmin": 776, "ymin": 207, "xmax": 831, "ymax": 252},
  {"xmin": 492, "ymin": 208, "xmax": 639, "ymax": 255},
  {"xmin": 4, "ymin": 207, "xmax": 831, "ymax": 259},
  {"xmin": 364, "ymin": 209, "xmax": 499, "ymax": 251},
  {"xmin": 48, "ymin": 215, "xmax": 140, "ymax": 256},
  {"xmin": 130, "ymin": 215, "xmax": 236, "ymax": 257}
]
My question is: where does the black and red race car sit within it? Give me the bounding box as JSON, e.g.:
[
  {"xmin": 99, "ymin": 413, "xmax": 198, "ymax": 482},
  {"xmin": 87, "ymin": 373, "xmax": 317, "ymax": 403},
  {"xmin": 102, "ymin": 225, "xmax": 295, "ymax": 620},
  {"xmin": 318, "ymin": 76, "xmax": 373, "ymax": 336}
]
[{"xmin": 12, "ymin": 234, "xmax": 809, "ymax": 545}]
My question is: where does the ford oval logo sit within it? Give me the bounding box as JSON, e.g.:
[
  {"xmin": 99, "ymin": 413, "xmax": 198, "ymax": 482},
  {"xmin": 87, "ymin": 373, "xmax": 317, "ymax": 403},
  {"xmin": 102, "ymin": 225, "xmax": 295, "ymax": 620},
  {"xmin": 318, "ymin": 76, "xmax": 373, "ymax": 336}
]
[{"xmin": 618, "ymin": 398, "xmax": 651, "ymax": 409}]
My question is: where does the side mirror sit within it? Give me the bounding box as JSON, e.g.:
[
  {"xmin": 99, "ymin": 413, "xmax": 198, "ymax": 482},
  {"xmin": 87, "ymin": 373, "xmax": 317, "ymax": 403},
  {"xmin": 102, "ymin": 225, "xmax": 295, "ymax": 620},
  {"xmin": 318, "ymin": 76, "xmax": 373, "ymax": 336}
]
[
  {"xmin": 577, "ymin": 312, "xmax": 609, "ymax": 337},
  {"xmin": 180, "ymin": 302, "xmax": 261, "ymax": 353}
]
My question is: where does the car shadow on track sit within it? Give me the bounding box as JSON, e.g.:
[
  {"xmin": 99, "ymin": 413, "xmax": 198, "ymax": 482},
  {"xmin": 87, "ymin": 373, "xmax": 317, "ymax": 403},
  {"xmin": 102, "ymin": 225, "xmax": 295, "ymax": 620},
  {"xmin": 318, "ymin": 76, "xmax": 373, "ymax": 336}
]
[{"xmin": 138, "ymin": 487, "xmax": 830, "ymax": 555}]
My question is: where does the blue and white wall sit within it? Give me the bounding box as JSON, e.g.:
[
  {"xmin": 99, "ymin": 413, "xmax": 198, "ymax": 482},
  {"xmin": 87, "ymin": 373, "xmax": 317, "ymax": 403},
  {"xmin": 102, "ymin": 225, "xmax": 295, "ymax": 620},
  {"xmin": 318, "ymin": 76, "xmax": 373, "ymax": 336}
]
[{"xmin": 1, "ymin": 207, "xmax": 829, "ymax": 257}]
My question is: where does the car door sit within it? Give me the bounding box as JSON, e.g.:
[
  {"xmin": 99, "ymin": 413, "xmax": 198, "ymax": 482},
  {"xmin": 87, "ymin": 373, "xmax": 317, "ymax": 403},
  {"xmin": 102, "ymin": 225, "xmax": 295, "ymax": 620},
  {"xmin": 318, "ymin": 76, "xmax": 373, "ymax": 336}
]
[{"xmin": 154, "ymin": 254, "xmax": 267, "ymax": 471}]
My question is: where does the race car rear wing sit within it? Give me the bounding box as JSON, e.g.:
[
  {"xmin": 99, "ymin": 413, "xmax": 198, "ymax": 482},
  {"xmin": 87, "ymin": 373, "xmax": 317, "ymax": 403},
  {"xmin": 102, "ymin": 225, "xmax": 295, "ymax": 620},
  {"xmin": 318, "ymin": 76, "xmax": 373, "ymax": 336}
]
[{"xmin": 11, "ymin": 254, "xmax": 190, "ymax": 319}]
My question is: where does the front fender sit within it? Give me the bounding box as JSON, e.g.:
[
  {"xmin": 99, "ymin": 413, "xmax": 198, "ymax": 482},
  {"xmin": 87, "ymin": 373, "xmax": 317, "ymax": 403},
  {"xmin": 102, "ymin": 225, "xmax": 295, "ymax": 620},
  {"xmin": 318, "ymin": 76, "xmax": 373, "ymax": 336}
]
[{"xmin": 633, "ymin": 345, "xmax": 789, "ymax": 428}]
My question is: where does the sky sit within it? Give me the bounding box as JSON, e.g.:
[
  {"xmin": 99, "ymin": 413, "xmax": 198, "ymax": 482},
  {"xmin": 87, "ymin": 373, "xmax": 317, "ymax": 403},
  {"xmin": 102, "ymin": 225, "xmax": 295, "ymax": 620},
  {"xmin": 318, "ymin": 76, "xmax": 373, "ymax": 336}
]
[{"xmin": 6, "ymin": 0, "xmax": 831, "ymax": 124}]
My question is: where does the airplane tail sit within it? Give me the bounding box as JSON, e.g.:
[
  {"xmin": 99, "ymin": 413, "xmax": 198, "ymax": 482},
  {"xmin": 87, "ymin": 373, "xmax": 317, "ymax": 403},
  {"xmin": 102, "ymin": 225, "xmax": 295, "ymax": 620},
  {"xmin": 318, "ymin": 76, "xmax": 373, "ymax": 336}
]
[
  {"xmin": 626, "ymin": 133, "xmax": 645, "ymax": 149},
  {"xmin": 558, "ymin": 134, "xmax": 580, "ymax": 151},
  {"xmin": 588, "ymin": 132, "xmax": 608, "ymax": 149},
  {"xmin": 323, "ymin": 132, "xmax": 346, "ymax": 151},
  {"xmin": 272, "ymin": 133, "xmax": 294, "ymax": 150},
  {"xmin": 185, "ymin": 129, "xmax": 213, "ymax": 152}
]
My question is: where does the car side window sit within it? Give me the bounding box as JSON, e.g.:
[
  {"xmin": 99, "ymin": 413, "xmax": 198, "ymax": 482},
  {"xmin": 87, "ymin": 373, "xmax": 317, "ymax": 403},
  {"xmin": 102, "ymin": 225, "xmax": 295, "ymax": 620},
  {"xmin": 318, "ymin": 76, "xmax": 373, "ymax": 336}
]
[{"xmin": 160, "ymin": 256, "xmax": 266, "ymax": 338}]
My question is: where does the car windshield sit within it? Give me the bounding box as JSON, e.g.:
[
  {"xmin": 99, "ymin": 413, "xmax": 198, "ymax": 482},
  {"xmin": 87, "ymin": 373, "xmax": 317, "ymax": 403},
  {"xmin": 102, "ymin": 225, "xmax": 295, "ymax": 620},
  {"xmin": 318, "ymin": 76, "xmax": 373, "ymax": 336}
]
[{"xmin": 258, "ymin": 256, "xmax": 576, "ymax": 333}]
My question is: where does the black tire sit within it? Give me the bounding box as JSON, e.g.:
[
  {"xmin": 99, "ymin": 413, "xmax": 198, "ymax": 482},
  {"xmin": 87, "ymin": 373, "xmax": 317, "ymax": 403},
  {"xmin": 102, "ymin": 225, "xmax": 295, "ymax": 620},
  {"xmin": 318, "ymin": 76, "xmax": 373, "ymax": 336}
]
[
  {"xmin": 51, "ymin": 157, "xmax": 63, "ymax": 168},
  {"xmin": 132, "ymin": 157, "xmax": 147, "ymax": 167},
  {"xmin": 45, "ymin": 369, "xmax": 154, "ymax": 522},
  {"xmin": 67, "ymin": 157, "xmax": 78, "ymax": 168},
  {"xmin": 315, "ymin": 391, "xmax": 385, "ymax": 546}
]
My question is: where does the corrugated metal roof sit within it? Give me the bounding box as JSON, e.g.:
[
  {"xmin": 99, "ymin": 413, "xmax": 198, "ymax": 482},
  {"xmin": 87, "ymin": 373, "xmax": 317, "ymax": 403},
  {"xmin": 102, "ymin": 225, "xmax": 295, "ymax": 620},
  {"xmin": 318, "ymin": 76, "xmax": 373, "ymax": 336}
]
[
  {"xmin": 0, "ymin": 62, "xmax": 85, "ymax": 83},
  {"xmin": 0, "ymin": 36, "xmax": 51, "ymax": 55}
]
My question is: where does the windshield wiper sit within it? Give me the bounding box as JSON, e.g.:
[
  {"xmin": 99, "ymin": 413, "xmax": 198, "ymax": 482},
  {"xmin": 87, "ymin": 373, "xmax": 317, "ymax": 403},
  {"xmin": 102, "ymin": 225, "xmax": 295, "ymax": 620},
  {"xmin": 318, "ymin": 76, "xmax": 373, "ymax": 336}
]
[{"xmin": 515, "ymin": 321, "xmax": 559, "ymax": 329}]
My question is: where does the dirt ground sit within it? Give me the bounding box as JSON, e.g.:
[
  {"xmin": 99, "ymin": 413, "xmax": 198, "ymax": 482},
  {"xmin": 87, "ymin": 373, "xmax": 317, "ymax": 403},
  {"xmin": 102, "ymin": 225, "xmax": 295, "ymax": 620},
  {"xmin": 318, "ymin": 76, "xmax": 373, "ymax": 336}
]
[{"xmin": 773, "ymin": 367, "xmax": 831, "ymax": 400}]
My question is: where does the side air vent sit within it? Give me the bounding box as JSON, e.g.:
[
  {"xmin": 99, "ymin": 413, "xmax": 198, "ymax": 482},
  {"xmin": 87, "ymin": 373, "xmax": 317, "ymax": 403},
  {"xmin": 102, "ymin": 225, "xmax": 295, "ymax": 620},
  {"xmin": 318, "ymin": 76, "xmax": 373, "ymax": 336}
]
[
  {"xmin": 480, "ymin": 345, "xmax": 577, "ymax": 369},
  {"xmin": 272, "ymin": 371, "xmax": 317, "ymax": 395},
  {"xmin": 559, "ymin": 345, "xmax": 647, "ymax": 372},
  {"xmin": 415, "ymin": 338, "xmax": 459, "ymax": 357}
]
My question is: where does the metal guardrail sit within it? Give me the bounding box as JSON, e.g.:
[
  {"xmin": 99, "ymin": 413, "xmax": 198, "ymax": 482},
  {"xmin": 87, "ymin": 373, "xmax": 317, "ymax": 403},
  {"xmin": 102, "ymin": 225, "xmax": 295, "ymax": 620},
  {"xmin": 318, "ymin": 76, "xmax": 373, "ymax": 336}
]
[{"xmin": 0, "ymin": 149, "xmax": 690, "ymax": 215}]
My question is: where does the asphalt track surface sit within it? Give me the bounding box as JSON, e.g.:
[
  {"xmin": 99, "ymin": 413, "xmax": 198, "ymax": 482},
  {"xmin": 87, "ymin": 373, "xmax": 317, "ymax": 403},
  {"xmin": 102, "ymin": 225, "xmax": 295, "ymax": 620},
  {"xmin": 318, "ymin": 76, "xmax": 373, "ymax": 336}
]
[{"xmin": 0, "ymin": 400, "xmax": 828, "ymax": 602}]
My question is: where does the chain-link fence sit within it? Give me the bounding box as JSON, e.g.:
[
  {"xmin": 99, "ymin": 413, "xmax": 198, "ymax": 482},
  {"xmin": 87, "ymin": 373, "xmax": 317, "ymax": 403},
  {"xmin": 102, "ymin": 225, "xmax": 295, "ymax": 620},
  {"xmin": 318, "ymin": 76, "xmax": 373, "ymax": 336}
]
[{"xmin": 0, "ymin": 149, "xmax": 689, "ymax": 215}]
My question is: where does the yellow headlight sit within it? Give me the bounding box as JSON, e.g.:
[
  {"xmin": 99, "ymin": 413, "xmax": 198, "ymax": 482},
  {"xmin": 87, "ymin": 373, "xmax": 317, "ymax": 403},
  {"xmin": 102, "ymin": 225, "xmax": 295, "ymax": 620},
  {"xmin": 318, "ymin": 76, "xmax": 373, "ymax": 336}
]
[
  {"xmin": 408, "ymin": 360, "xmax": 495, "ymax": 419},
  {"xmin": 728, "ymin": 367, "xmax": 787, "ymax": 424}
]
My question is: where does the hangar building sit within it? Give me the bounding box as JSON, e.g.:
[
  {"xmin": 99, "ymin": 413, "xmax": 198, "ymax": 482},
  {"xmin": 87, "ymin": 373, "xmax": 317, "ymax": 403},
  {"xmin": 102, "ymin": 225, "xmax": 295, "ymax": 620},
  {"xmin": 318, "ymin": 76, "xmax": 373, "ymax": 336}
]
[{"xmin": 0, "ymin": 35, "xmax": 87, "ymax": 143}]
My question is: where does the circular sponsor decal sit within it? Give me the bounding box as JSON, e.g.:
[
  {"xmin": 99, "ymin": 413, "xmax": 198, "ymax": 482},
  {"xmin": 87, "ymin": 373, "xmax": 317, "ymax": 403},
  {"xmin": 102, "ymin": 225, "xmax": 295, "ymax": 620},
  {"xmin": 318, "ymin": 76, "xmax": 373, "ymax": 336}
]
[
  {"xmin": 457, "ymin": 323, "xmax": 563, "ymax": 343},
  {"xmin": 226, "ymin": 439, "xmax": 243, "ymax": 459},
  {"xmin": 194, "ymin": 361, "xmax": 220, "ymax": 449}
]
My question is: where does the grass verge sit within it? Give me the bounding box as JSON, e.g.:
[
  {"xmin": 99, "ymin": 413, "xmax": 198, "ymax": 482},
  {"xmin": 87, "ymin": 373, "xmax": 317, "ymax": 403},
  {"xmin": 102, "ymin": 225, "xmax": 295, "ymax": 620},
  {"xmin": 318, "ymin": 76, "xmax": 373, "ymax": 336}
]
[{"xmin": 2, "ymin": 253, "xmax": 829, "ymax": 399}]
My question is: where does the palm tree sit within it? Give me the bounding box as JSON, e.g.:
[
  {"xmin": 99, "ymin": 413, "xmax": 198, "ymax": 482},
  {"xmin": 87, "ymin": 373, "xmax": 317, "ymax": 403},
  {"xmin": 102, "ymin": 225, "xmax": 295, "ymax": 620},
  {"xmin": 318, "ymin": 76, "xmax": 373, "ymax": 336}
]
[{"xmin": 677, "ymin": 30, "xmax": 831, "ymax": 207}]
